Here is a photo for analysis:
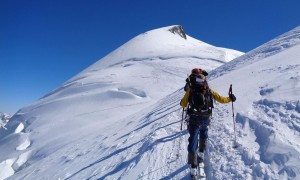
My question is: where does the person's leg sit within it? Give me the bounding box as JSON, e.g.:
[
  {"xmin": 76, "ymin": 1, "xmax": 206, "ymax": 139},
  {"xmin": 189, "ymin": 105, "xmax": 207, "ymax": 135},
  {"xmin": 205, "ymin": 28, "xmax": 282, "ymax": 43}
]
[
  {"xmin": 187, "ymin": 116, "xmax": 200, "ymax": 168},
  {"xmin": 199, "ymin": 117, "xmax": 210, "ymax": 153}
]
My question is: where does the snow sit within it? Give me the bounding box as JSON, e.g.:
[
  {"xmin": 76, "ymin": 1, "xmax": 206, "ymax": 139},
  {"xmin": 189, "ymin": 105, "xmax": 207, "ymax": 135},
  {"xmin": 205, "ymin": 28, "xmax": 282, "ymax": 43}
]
[
  {"xmin": 0, "ymin": 159, "xmax": 15, "ymax": 180},
  {"xmin": 0, "ymin": 112, "xmax": 10, "ymax": 129},
  {"xmin": 1, "ymin": 25, "xmax": 300, "ymax": 179}
]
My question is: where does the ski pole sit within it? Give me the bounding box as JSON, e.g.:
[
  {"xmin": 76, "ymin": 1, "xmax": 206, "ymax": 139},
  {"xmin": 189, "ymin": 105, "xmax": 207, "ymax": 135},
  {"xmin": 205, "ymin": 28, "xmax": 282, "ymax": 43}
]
[
  {"xmin": 229, "ymin": 84, "xmax": 238, "ymax": 148},
  {"xmin": 181, "ymin": 108, "xmax": 185, "ymax": 130}
]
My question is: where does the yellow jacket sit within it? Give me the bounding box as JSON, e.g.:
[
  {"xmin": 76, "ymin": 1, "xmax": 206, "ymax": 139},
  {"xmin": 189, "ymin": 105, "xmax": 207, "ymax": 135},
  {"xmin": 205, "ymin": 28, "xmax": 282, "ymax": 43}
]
[{"xmin": 180, "ymin": 89, "xmax": 232, "ymax": 108}]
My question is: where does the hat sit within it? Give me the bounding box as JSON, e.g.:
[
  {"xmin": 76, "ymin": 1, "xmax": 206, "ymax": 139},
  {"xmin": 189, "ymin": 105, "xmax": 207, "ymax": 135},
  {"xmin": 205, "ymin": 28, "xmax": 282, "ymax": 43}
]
[{"xmin": 191, "ymin": 68, "xmax": 201, "ymax": 75}]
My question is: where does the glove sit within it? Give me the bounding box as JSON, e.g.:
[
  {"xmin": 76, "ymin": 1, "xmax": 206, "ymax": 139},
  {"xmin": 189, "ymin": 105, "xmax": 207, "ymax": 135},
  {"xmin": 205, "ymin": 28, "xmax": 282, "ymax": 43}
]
[{"xmin": 229, "ymin": 94, "xmax": 236, "ymax": 102}]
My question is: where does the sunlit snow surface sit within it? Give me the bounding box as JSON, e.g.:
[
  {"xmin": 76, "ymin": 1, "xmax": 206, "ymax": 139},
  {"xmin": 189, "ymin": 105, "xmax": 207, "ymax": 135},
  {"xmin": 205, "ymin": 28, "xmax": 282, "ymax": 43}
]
[{"xmin": 1, "ymin": 25, "xmax": 300, "ymax": 179}]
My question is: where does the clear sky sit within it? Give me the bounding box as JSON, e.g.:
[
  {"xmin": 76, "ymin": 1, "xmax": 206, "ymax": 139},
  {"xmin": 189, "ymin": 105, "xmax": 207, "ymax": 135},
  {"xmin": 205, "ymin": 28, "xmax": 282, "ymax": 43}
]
[{"xmin": 1, "ymin": 0, "xmax": 300, "ymax": 114}]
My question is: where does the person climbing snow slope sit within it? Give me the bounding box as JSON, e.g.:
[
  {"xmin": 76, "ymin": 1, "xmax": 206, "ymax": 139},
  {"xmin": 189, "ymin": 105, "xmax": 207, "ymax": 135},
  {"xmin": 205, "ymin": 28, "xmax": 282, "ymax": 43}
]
[{"xmin": 180, "ymin": 68, "xmax": 236, "ymax": 178}]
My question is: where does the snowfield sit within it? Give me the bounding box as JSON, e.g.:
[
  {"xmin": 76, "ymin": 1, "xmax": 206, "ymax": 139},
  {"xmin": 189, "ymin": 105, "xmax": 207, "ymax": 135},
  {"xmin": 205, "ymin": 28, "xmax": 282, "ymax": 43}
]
[{"xmin": 1, "ymin": 25, "xmax": 300, "ymax": 180}]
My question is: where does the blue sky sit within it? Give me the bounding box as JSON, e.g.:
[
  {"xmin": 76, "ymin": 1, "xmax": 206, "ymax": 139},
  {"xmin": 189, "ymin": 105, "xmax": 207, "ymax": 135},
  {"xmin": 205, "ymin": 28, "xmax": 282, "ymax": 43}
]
[{"xmin": 1, "ymin": 0, "xmax": 300, "ymax": 114}]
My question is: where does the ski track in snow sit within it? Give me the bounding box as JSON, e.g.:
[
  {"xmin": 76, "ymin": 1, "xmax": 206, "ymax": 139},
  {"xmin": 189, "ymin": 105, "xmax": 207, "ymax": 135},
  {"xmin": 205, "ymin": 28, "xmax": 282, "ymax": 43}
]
[
  {"xmin": 83, "ymin": 96, "xmax": 299, "ymax": 179},
  {"xmin": 61, "ymin": 89, "xmax": 299, "ymax": 179},
  {"xmin": 41, "ymin": 90, "xmax": 189, "ymax": 180},
  {"xmin": 79, "ymin": 90, "xmax": 191, "ymax": 180},
  {"xmin": 5, "ymin": 90, "xmax": 300, "ymax": 179}
]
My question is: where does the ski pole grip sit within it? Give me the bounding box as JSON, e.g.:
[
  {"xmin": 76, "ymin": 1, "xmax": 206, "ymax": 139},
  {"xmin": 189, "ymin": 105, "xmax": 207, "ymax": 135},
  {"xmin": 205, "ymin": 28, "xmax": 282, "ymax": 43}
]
[{"xmin": 229, "ymin": 84, "xmax": 233, "ymax": 95}]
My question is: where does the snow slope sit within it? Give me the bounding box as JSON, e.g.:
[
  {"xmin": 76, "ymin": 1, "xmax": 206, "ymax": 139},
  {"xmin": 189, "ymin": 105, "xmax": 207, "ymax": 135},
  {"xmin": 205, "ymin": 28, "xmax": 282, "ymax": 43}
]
[{"xmin": 0, "ymin": 25, "xmax": 243, "ymax": 180}]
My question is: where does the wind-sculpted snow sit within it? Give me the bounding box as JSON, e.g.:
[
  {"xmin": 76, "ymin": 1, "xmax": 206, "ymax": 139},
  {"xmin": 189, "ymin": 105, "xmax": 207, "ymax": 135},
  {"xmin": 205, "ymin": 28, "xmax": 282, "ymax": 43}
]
[{"xmin": 233, "ymin": 99, "xmax": 300, "ymax": 179}]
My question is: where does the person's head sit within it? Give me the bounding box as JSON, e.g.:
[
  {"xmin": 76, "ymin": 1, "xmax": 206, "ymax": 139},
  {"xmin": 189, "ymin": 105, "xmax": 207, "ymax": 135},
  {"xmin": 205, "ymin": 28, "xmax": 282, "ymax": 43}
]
[
  {"xmin": 191, "ymin": 68, "xmax": 208, "ymax": 77},
  {"xmin": 191, "ymin": 68, "xmax": 201, "ymax": 76}
]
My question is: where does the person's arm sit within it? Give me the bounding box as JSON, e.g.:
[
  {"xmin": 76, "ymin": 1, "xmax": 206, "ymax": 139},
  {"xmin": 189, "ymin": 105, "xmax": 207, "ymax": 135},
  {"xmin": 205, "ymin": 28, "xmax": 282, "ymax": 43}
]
[
  {"xmin": 211, "ymin": 90, "xmax": 232, "ymax": 103},
  {"xmin": 180, "ymin": 89, "xmax": 190, "ymax": 108}
]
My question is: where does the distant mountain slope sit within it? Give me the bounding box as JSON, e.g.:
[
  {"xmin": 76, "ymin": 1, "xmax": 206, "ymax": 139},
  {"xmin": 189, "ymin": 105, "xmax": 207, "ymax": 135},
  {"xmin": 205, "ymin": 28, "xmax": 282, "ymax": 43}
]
[
  {"xmin": 0, "ymin": 25, "xmax": 243, "ymax": 179},
  {"xmin": 209, "ymin": 26, "xmax": 300, "ymax": 79}
]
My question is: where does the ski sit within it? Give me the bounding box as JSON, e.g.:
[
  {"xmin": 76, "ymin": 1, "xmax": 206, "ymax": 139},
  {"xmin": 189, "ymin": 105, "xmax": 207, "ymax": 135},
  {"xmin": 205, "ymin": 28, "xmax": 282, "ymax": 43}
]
[
  {"xmin": 198, "ymin": 162, "xmax": 206, "ymax": 179},
  {"xmin": 189, "ymin": 166, "xmax": 197, "ymax": 180},
  {"xmin": 197, "ymin": 153, "xmax": 206, "ymax": 179},
  {"xmin": 189, "ymin": 152, "xmax": 206, "ymax": 179},
  {"xmin": 189, "ymin": 164, "xmax": 205, "ymax": 180}
]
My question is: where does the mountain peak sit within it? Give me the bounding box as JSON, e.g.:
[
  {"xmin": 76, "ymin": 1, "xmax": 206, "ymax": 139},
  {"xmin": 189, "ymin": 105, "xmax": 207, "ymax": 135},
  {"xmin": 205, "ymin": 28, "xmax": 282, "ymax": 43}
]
[
  {"xmin": 168, "ymin": 25, "xmax": 187, "ymax": 39},
  {"xmin": 81, "ymin": 25, "xmax": 243, "ymax": 71}
]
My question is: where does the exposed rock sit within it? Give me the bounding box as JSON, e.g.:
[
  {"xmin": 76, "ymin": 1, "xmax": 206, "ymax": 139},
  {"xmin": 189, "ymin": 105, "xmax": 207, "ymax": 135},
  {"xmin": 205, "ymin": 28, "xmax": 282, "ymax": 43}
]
[{"xmin": 168, "ymin": 25, "xmax": 187, "ymax": 39}]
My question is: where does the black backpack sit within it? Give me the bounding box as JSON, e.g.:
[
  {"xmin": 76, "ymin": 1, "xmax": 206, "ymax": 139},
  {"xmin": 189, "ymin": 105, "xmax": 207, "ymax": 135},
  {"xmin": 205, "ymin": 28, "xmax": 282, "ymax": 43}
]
[{"xmin": 187, "ymin": 75, "xmax": 214, "ymax": 116}]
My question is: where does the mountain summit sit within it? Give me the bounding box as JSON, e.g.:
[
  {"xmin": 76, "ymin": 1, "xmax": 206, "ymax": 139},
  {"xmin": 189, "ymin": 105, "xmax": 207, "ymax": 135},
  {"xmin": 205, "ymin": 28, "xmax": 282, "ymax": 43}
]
[
  {"xmin": 78, "ymin": 25, "xmax": 243, "ymax": 72},
  {"xmin": 0, "ymin": 25, "xmax": 244, "ymax": 179}
]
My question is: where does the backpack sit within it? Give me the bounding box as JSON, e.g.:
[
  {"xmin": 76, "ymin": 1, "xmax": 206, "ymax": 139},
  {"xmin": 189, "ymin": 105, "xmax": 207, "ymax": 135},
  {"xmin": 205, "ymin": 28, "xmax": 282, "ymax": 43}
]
[{"xmin": 187, "ymin": 74, "xmax": 214, "ymax": 116}]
